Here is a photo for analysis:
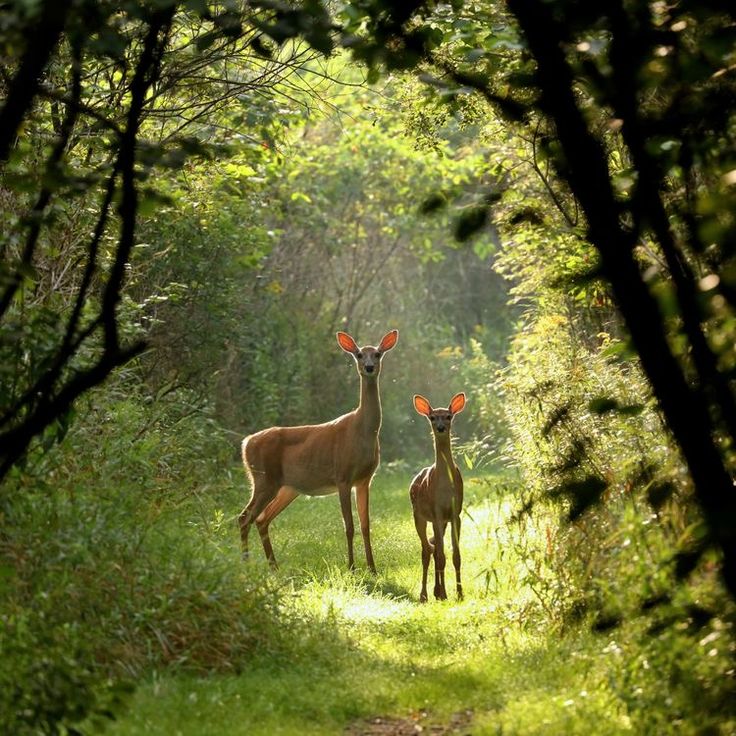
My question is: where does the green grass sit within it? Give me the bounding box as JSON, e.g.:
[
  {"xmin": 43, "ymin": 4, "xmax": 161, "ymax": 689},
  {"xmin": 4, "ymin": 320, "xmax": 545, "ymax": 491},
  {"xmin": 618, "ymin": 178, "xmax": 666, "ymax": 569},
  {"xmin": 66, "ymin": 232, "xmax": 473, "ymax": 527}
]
[
  {"xmin": 6, "ymin": 454, "xmax": 731, "ymax": 735},
  {"xmin": 105, "ymin": 469, "xmax": 635, "ymax": 735}
]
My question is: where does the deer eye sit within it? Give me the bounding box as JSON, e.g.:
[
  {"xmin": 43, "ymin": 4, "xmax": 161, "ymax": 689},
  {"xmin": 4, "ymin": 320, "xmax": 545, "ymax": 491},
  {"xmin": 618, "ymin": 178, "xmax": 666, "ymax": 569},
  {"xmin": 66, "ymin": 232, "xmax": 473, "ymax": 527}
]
[
  {"xmin": 357, "ymin": 352, "xmax": 363, "ymax": 359},
  {"xmin": 375, "ymin": 352, "xmax": 381, "ymax": 358}
]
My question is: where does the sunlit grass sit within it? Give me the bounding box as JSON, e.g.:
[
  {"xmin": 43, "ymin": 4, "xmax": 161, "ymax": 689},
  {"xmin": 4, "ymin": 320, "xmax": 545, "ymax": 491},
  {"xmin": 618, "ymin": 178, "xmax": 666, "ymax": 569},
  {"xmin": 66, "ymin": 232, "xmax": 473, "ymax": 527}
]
[
  {"xmin": 106, "ymin": 469, "xmax": 606, "ymax": 735},
  {"xmin": 106, "ymin": 468, "xmax": 733, "ymax": 735}
]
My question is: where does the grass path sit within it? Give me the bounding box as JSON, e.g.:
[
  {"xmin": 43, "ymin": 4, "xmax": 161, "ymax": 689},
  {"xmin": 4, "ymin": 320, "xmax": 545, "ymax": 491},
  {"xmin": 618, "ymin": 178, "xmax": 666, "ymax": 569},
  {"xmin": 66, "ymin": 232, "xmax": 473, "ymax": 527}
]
[{"xmin": 108, "ymin": 469, "xmax": 630, "ymax": 735}]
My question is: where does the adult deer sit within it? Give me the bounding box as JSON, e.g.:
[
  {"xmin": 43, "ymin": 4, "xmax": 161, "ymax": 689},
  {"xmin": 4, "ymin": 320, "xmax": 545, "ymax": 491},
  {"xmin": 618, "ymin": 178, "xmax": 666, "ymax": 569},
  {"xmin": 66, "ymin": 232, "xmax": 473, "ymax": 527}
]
[
  {"xmin": 410, "ymin": 392, "xmax": 466, "ymax": 602},
  {"xmin": 239, "ymin": 329, "xmax": 399, "ymax": 572}
]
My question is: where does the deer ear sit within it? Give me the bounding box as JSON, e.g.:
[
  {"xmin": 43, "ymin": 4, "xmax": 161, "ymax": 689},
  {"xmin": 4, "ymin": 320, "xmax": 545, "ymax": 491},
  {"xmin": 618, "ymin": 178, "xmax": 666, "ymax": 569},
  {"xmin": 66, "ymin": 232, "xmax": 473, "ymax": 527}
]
[
  {"xmin": 449, "ymin": 392, "xmax": 466, "ymax": 414},
  {"xmin": 413, "ymin": 394, "xmax": 432, "ymax": 416},
  {"xmin": 336, "ymin": 332, "xmax": 359, "ymax": 354},
  {"xmin": 378, "ymin": 329, "xmax": 399, "ymax": 352}
]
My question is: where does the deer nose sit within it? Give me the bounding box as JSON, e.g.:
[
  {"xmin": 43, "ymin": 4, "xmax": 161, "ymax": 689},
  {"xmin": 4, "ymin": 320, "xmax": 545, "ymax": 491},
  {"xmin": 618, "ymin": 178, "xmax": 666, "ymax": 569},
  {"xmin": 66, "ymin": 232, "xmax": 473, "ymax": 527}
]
[
  {"xmin": 436, "ymin": 425, "xmax": 446, "ymax": 433},
  {"xmin": 365, "ymin": 365, "xmax": 374, "ymax": 373}
]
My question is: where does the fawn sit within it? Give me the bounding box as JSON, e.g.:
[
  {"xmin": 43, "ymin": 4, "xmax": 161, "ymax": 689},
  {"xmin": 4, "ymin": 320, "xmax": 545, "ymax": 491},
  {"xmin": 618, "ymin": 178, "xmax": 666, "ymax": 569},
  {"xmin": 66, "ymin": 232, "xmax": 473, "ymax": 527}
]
[{"xmin": 410, "ymin": 392, "xmax": 466, "ymax": 602}]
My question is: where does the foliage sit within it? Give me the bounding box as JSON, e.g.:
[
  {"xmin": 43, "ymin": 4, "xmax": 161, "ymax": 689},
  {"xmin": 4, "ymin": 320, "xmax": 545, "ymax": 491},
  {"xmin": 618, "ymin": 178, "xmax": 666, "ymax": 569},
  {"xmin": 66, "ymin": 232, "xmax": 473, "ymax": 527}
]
[
  {"xmin": 0, "ymin": 0, "xmax": 336, "ymax": 479},
  {"xmin": 2, "ymin": 1, "xmax": 736, "ymax": 733},
  {"xmin": 1, "ymin": 379, "xmax": 319, "ymax": 730},
  {"xmin": 0, "ymin": 607, "xmax": 132, "ymax": 736},
  {"xmin": 126, "ymin": 85, "xmax": 515, "ymax": 460}
]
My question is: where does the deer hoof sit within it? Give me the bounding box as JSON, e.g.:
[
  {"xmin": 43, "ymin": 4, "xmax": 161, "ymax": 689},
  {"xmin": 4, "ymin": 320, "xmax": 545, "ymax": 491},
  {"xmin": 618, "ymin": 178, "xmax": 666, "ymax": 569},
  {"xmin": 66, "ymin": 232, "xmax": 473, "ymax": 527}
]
[{"xmin": 419, "ymin": 592, "xmax": 428, "ymax": 603}]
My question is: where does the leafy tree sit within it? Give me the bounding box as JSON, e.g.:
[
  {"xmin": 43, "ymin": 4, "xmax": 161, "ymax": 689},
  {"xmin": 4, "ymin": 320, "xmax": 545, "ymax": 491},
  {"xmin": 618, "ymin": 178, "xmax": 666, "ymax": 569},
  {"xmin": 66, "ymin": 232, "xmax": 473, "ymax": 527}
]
[{"xmin": 0, "ymin": 1, "xmax": 339, "ymax": 482}]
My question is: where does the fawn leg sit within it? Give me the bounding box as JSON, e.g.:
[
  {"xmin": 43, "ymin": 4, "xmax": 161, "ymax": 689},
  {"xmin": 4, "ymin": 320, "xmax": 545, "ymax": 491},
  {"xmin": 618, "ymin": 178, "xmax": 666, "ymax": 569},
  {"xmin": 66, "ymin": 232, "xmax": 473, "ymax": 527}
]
[
  {"xmin": 432, "ymin": 520, "xmax": 448, "ymax": 600},
  {"xmin": 451, "ymin": 514, "xmax": 463, "ymax": 600},
  {"xmin": 414, "ymin": 513, "xmax": 432, "ymax": 602}
]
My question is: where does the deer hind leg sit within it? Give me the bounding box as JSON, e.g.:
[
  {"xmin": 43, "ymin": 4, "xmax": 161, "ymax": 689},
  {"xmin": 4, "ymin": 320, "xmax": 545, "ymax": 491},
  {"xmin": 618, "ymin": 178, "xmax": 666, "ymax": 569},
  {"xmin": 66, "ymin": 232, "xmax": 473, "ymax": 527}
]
[
  {"xmin": 414, "ymin": 512, "xmax": 432, "ymax": 603},
  {"xmin": 451, "ymin": 514, "xmax": 463, "ymax": 601},
  {"xmin": 238, "ymin": 452, "xmax": 279, "ymax": 559},
  {"xmin": 255, "ymin": 485, "xmax": 300, "ymax": 568},
  {"xmin": 355, "ymin": 479, "xmax": 376, "ymax": 574},
  {"xmin": 432, "ymin": 520, "xmax": 448, "ymax": 601},
  {"xmin": 338, "ymin": 484, "xmax": 355, "ymax": 570},
  {"xmin": 239, "ymin": 471, "xmax": 277, "ymax": 561}
]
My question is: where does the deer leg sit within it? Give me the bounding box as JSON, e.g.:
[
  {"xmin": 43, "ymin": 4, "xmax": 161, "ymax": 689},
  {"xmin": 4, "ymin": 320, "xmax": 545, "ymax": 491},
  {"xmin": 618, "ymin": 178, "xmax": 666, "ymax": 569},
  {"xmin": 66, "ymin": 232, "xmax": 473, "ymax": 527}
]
[
  {"xmin": 256, "ymin": 485, "xmax": 300, "ymax": 568},
  {"xmin": 239, "ymin": 479, "xmax": 276, "ymax": 561},
  {"xmin": 355, "ymin": 479, "xmax": 376, "ymax": 574},
  {"xmin": 451, "ymin": 514, "xmax": 463, "ymax": 601},
  {"xmin": 338, "ymin": 484, "xmax": 355, "ymax": 570},
  {"xmin": 432, "ymin": 520, "xmax": 448, "ymax": 600},
  {"xmin": 414, "ymin": 512, "xmax": 432, "ymax": 603}
]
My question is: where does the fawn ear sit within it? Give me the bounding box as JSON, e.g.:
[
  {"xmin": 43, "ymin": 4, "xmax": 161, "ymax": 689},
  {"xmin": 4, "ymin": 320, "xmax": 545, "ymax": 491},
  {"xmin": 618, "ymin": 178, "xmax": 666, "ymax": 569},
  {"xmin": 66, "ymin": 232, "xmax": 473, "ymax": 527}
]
[
  {"xmin": 378, "ymin": 329, "xmax": 399, "ymax": 352},
  {"xmin": 413, "ymin": 394, "xmax": 432, "ymax": 416},
  {"xmin": 336, "ymin": 332, "xmax": 359, "ymax": 354},
  {"xmin": 449, "ymin": 392, "xmax": 466, "ymax": 414}
]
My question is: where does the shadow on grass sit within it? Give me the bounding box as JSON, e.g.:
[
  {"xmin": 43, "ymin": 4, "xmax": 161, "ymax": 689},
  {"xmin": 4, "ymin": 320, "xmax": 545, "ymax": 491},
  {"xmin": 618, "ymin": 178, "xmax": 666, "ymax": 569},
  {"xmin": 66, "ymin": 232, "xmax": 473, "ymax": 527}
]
[
  {"xmin": 363, "ymin": 577, "xmax": 414, "ymax": 601},
  {"xmin": 112, "ymin": 619, "xmax": 505, "ymax": 736}
]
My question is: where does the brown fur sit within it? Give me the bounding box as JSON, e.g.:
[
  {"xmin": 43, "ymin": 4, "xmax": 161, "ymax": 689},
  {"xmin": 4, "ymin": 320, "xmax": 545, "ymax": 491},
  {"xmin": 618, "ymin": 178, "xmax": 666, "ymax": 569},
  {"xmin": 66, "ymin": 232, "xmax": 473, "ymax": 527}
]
[
  {"xmin": 410, "ymin": 392, "xmax": 466, "ymax": 602},
  {"xmin": 238, "ymin": 330, "xmax": 398, "ymax": 571}
]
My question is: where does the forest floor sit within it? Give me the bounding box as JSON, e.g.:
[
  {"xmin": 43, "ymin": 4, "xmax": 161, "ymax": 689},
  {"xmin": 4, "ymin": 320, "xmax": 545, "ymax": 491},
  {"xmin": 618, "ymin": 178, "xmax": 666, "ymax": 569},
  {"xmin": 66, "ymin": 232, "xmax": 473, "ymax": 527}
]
[{"xmin": 107, "ymin": 470, "xmax": 632, "ymax": 736}]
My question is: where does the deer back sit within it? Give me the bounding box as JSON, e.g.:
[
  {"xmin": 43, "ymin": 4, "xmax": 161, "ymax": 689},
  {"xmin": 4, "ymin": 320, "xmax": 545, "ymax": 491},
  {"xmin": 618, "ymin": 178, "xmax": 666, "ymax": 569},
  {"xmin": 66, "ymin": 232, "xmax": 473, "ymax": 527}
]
[{"xmin": 244, "ymin": 410, "xmax": 379, "ymax": 495}]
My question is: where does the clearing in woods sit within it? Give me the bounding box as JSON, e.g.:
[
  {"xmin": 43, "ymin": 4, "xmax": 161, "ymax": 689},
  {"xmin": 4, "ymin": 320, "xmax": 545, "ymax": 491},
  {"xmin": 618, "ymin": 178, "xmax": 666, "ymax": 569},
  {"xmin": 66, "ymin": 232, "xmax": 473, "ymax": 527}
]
[{"xmin": 109, "ymin": 470, "xmax": 630, "ymax": 735}]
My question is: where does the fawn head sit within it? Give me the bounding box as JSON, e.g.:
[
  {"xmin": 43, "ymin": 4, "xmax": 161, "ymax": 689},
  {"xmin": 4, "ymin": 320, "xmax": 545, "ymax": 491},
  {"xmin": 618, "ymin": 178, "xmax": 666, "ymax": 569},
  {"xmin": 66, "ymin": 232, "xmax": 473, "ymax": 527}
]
[
  {"xmin": 413, "ymin": 393, "xmax": 466, "ymax": 434},
  {"xmin": 337, "ymin": 330, "xmax": 399, "ymax": 378}
]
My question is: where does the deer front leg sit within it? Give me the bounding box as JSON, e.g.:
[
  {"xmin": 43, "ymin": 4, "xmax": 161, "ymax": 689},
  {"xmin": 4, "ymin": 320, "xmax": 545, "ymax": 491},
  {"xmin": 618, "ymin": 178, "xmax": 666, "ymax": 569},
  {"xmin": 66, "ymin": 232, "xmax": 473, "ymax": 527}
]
[
  {"xmin": 355, "ymin": 479, "xmax": 376, "ymax": 574},
  {"xmin": 414, "ymin": 512, "xmax": 432, "ymax": 603},
  {"xmin": 338, "ymin": 484, "xmax": 355, "ymax": 570},
  {"xmin": 451, "ymin": 514, "xmax": 463, "ymax": 601},
  {"xmin": 255, "ymin": 485, "xmax": 300, "ymax": 568},
  {"xmin": 432, "ymin": 520, "xmax": 448, "ymax": 600}
]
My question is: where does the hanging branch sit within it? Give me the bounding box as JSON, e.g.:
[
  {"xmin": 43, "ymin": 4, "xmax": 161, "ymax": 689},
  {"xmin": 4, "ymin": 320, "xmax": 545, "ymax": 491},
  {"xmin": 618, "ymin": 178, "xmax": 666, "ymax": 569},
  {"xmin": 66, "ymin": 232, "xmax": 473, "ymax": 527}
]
[
  {"xmin": 0, "ymin": 2, "xmax": 71, "ymax": 163},
  {"xmin": 606, "ymin": 1, "xmax": 736, "ymax": 446},
  {"xmin": 0, "ymin": 6, "xmax": 176, "ymax": 482}
]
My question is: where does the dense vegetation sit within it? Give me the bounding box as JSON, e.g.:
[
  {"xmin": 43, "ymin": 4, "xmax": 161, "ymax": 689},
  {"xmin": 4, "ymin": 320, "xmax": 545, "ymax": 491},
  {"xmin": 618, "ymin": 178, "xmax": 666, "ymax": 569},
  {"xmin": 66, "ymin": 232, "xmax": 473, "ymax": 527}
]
[{"xmin": 1, "ymin": 1, "xmax": 735, "ymax": 733}]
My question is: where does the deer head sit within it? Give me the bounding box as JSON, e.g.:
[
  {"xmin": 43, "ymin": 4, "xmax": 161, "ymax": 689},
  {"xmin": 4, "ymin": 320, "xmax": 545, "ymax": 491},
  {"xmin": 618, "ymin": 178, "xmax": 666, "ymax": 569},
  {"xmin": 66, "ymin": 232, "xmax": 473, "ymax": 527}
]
[
  {"xmin": 336, "ymin": 330, "xmax": 399, "ymax": 378},
  {"xmin": 413, "ymin": 392, "xmax": 466, "ymax": 434}
]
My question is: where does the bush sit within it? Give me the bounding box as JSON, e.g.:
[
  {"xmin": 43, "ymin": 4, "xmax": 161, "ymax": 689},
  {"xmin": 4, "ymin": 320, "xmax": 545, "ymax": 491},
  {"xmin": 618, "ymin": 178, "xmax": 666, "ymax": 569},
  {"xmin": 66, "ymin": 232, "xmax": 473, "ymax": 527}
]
[
  {"xmin": 0, "ymin": 378, "xmax": 307, "ymax": 731},
  {"xmin": 0, "ymin": 608, "xmax": 133, "ymax": 735}
]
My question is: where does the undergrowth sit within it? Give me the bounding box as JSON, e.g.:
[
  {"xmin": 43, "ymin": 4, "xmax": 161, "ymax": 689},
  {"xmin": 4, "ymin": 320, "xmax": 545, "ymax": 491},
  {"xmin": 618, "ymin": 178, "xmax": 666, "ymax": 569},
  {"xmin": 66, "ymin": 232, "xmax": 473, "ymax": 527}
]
[{"xmin": 1, "ymin": 389, "xmax": 734, "ymax": 734}]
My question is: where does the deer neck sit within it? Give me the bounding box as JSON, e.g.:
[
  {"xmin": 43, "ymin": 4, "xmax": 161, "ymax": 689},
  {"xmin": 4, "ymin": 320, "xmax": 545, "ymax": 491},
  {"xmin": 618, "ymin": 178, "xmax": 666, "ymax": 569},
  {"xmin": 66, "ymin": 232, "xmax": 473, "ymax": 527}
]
[
  {"xmin": 357, "ymin": 375, "xmax": 381, "ymax": 435},
  {"xmin": 433, "ymin": 432, "xmax": 454, "ymax": 473}
]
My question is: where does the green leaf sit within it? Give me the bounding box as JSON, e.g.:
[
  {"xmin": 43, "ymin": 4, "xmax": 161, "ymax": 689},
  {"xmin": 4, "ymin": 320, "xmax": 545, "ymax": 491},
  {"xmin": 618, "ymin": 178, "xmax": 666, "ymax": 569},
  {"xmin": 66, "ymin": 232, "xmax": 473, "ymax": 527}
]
[
  {"xmin": 647, "ymin": 481, "xmax": 675, "ymax": 510},
  {"xmin": 366, "ymin": 66, "xmax": 381, "ymax": 85},
  {"xmin": 419, "ymin": 192, "xmax": 447, "ymax": 214},
  {"xmin": 588, "ymin": 396, "xmax": 619, "ymax": 414}
]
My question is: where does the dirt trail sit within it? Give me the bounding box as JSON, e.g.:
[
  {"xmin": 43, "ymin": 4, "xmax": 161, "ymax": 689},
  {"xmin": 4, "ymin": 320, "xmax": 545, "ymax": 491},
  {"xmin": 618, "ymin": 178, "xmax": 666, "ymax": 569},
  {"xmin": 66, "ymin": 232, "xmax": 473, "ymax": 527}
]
[{"xmin": 346, "ymin": 709, "xmax": 474, "ymax": 735}]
